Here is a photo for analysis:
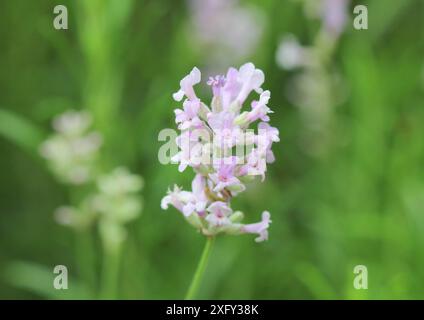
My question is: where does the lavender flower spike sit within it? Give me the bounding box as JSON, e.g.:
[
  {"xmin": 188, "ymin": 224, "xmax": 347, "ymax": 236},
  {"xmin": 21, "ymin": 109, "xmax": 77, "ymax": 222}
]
[{"xmin": 161, "ymin": 63, "xmax": 279, "ymax": 242}]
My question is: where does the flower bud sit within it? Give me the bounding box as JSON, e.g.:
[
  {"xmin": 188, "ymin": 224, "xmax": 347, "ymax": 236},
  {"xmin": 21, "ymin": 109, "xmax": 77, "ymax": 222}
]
[
  {"xmin": 234, "ymin": 111, "xmax": 249, "ymax": 126},
  {"xmin": 230, "ymin": 210, "xmax": 244, "ymax": 223}
]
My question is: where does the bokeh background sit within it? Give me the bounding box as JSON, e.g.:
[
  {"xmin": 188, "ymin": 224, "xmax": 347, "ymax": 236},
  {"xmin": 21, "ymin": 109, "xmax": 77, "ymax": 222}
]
[{"xmin": 1, "ymin": 0, "xmax": 424, "ymax": 299}]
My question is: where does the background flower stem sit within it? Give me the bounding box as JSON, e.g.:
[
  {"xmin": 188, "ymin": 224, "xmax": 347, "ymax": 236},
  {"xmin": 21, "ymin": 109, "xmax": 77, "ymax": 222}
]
[
  {"xmin": 75, "ymin": 230, "xmax": 96, "ymax": 295},
  {"xmin": 99, "ymin": 244, "xmax": 122, "ymax": 300},
  {"xmin": 185, "ymin": 237, "xmax": 215, "ymax": 300}
]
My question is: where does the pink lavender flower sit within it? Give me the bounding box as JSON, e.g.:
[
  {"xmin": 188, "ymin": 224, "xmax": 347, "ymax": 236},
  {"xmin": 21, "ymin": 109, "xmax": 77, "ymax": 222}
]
[
  {"xmin": 239, "ymin": 149, "xmax": 267, "ymax": 182},
  {"xmin": 209, "ymin": 161, "xmax": 245, "ymax": 194},
  {"xmin": 241, "ymin": 211, "xmax": 271, "ymax": 242},
  {"xmin": 162, "ymin": 63, "xmax": 279, "ymax": 242},
  {"xmin": 206, "ymin": 201, "xmax": 233, "ymax": 227},
  {"xmin": 175, "ymin": 100, "xmax": 203, "ymax": 130}
]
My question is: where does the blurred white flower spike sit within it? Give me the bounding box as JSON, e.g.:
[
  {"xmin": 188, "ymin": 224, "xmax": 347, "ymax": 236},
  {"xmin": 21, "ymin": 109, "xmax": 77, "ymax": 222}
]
[
  {"xmin": 54, "ymin": 167, "xmax": 143, "ymax": 249},
  {"xmin": 42, "ymin": 110, "xmax": 143, "ymax": 251},
  {"xmin": 276, "ymin": 34, "xmax": 311, "ymax": 70},
  {"xmin": 161, "ymin": 63, "xmax": 279, "ymax": 242},
  {"xmin": 188, "ymin": 0, "xmax": 264, "ymax": 67},
  {"xmin": 321, "ymin": 0, "xmax": 350, "ymax": 37},
  {"xmin": 276, "ymin": 0, "xmax": 351, "ymax": 156},
  {"xmin": 93, "ymin": 168, "xmax": 144, "ymax": 250},
  {"xmin": 40, "ymin": 110, "xmax": 102, "ymax": 185},
  {"xmin": 301, "ymin": 0, "xmax": 350, "ymax": 39}
]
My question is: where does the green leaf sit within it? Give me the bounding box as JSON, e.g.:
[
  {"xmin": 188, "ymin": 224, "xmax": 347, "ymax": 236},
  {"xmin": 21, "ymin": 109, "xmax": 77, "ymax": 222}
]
[
  {"xmin": 0, "ymin": 108, "xmax": 46, "ymax": 154},
  {"xmin": 3, "ymin": 261, "xmax": 92, "ymax": 300}
]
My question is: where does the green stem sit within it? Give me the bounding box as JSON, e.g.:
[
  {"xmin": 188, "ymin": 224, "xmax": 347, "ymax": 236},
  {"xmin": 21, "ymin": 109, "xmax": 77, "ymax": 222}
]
[
  {"xmin": 99, "ymin": 243, "xmax": 122, "ymax": 300},
  {"xmin": 75, "ymin": 230, "xmax": 96, "ymax": 296},
  {"xmin": 185, "ymin": 237, "xmax": 215, "ymax": 300}
]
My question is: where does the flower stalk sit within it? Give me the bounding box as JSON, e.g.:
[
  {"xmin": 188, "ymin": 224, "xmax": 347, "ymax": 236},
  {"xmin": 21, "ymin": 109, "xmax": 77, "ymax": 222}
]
[
  {"xmin": 185, "ymin": 237, "xmax": 215, "ymax": 300},
  {"xmin": 99, "ymin": 242, "xmax": 122, "ymax": 300}
]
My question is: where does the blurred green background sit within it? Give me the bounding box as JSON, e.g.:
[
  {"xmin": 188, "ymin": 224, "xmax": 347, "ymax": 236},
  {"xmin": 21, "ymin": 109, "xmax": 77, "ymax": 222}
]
[{"xmin": 0, "ymin": 0, "xmax": 424, "ymax": 299}]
